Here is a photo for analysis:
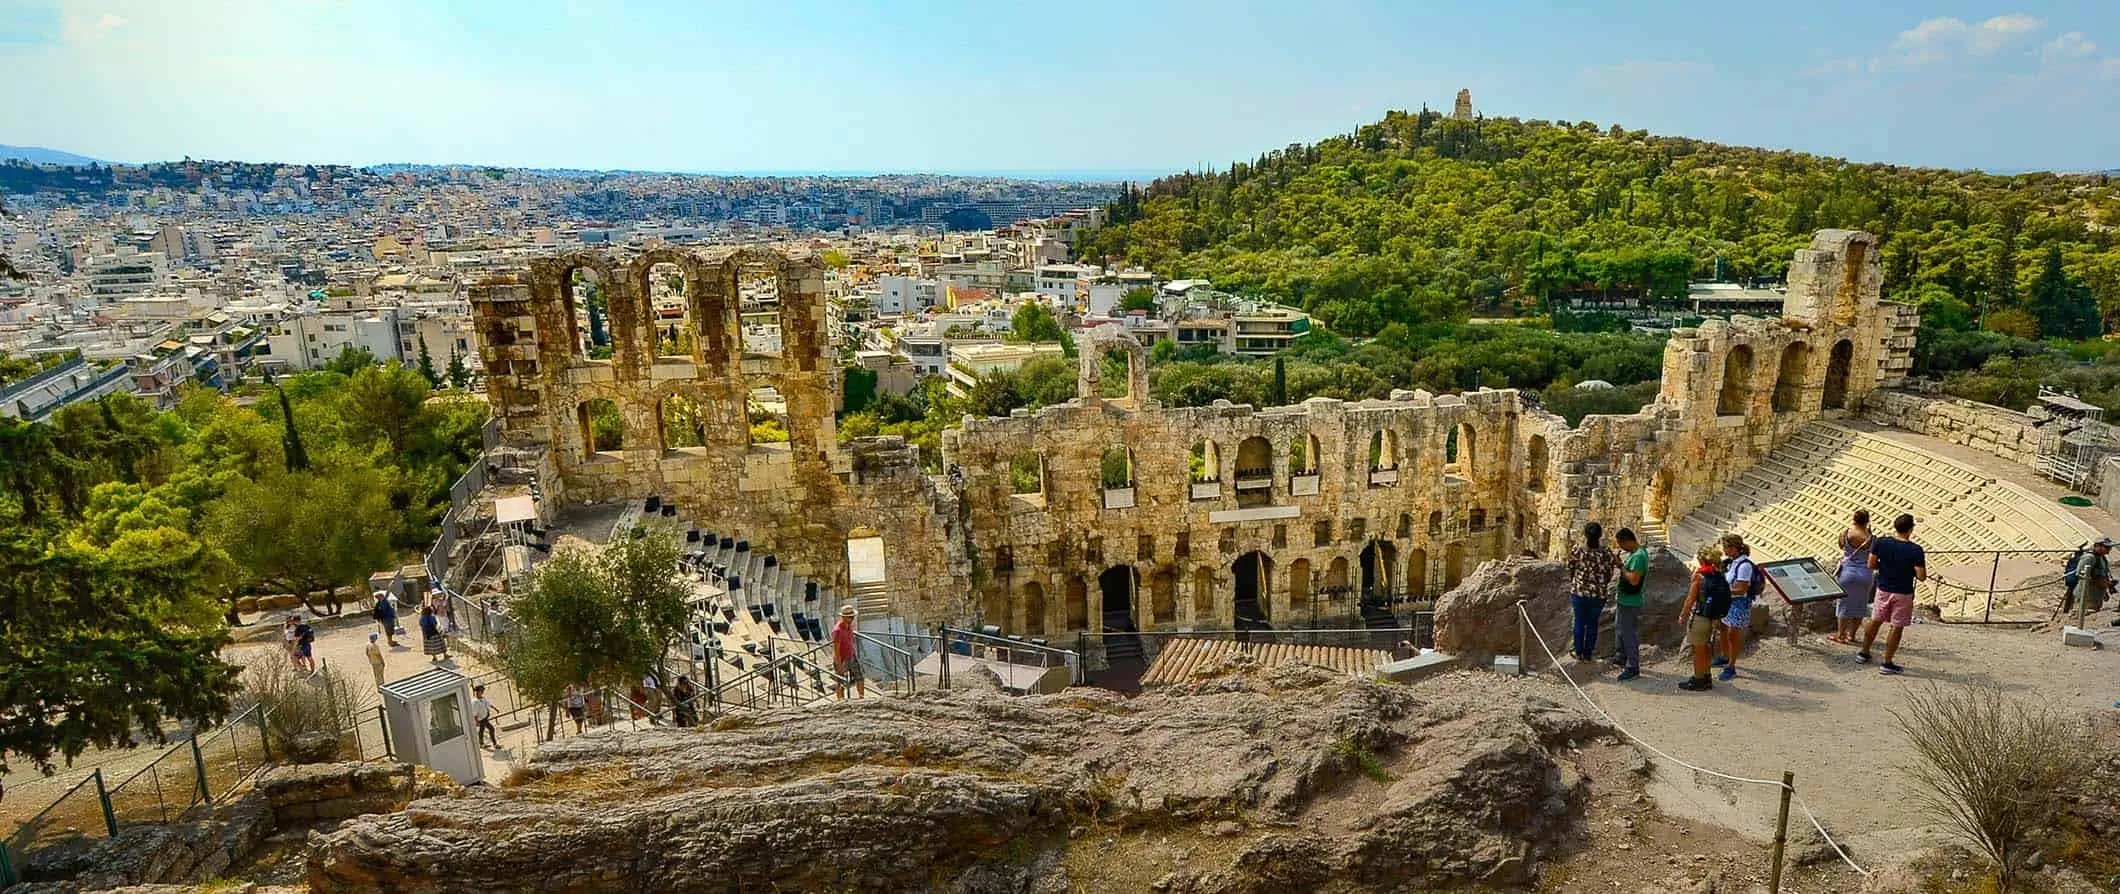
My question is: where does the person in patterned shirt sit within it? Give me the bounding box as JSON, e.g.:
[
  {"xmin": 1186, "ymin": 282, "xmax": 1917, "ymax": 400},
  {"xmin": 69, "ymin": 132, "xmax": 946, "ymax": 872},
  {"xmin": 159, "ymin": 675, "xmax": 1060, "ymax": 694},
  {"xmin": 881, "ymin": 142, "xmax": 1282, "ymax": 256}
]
[{"xmin": 1566, "ymin": 522, "xmax": 1617, "ymax": 661}]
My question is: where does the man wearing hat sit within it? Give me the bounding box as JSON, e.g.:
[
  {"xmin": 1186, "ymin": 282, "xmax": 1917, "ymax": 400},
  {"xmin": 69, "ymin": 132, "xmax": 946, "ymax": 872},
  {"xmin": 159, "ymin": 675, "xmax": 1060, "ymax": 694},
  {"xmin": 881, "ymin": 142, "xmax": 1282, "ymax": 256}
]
[{"xmin": 830, "ymin": 604, "xmax": 865, "ymax": 699}]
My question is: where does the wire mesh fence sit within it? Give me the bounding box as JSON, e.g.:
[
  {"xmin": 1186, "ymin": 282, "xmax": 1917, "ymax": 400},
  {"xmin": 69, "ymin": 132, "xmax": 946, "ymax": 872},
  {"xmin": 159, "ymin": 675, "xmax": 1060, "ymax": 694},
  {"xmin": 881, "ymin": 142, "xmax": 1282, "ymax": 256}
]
[
  {"xmin": 102, "ymin": 740, "xmax": 205, "ymax": 828},
  {"xmin": 1, "ymin": 769, "xmax": 113, "ymax": 883}
]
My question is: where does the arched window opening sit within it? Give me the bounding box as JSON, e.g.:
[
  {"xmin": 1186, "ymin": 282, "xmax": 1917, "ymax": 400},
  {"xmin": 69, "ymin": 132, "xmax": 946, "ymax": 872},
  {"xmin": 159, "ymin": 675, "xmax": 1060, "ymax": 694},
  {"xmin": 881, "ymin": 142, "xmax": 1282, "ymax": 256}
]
[
  {"xmin": 564, "ymin": 267, "xmax": 606, "ymax": 360},
  {"xmin": 1822, "ymin": 340, "xmax": 1853, "ymax": 410},
  {"xmin": 1718, "ymin": 345, "xmax": 1755, "ymax": 416},
  {"xmin": 1234, "ymin": 436, "xmax": 1273, "ymax": 505},
  {"xmin": 1188, "ymin": 440, "xmax": 1220, "ymax": 500},
  {"xmin": 1289, "ymin": 433, "xmax": 1321, "ymax": 495},
  {"xmin": 1428, "ymin": 510, "xmax": 1443, "ymax": 536},
  {"xmin": 1150, "ymin": 570, "xmax": 1176, "ymax": 625},
  {"xmin": 1407, "ymin": 548, "xmax": 1428, "ymax": 599},
  {"xmin": 746, "ymin": 388, "xmax": 790, "ymax": 448},
  {"xmin": 1397, "ymin": 513, "xmax": 1413, "ymax": 539},
  {"xmin": 1100, "ymin": 447, "xmax": 1136, "ymax": 509},
  {"xmin": 660, "ymin": 392, "xmax": 708, "ymax": 453},
  {"xmin": 647, "ymin": 262, "xmax": 690, "ymax": 361},
  {"xmin": 1773, "ymin": 342, "xmax": 1811, "ymax": 412},
  {"xmin": 1525, "ymin": 435, "xmax": 1548, "ymax": 491},
  {"xmin": 1098, "ymin": 346, "xmax": 1133, "ymax": 400},
  {"xmin": 1288, "ymin": 557, "xmax": 1311, "ymax": 614},
  {"xmin": 577, "ymin": 398, "xmax": 623, "ymax": 459},
  {"xmin": 1368, "ymin": 430, "xmax": 1400, "ymax": 486},
  {"xmin": 1324, "ymin": 556, "xmax": 1350, "ymax": 598},
  {"xmin": 1064, "ymin": 577, "xmax": 1089, "ymax": 630},
  {"xmin": 1009, "ymin": 451, "xmax": 1046, "ymax": 501},
  {"xmin": 1445, "ymin": 423, "xmax": 1477, "ymax": 477},
  {"xmin": 1192, "ymin": 567, "xmax": 1215, "ymax": 620}
]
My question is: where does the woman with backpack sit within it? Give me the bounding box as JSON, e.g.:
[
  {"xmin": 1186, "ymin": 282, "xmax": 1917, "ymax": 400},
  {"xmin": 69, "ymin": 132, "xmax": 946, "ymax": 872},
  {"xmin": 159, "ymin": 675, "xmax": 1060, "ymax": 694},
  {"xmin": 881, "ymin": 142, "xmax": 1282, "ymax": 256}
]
[
  {"xmin": 1679, "ymin": 544, "xmax": 1732, "ymax": 692},
  {"xmin": 1716, "ymin": 534, "xmax": 1759, "ymax": 681}
]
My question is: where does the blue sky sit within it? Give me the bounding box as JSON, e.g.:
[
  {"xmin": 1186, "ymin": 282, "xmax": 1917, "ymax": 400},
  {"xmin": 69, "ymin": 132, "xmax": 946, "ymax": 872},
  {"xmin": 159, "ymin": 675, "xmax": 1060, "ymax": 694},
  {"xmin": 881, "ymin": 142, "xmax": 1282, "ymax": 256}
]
[{"xmin": 2, "ymin": 0, "xmax": 2117, "ymax": 174}]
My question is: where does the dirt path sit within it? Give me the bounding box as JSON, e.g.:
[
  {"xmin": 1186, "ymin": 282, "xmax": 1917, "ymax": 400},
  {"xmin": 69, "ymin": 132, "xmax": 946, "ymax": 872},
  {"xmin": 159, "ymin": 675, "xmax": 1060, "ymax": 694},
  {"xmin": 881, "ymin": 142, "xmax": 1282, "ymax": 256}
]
[{"xmin": 1532, "ymin": 611, "xmax": 2120, "ymax": 869}]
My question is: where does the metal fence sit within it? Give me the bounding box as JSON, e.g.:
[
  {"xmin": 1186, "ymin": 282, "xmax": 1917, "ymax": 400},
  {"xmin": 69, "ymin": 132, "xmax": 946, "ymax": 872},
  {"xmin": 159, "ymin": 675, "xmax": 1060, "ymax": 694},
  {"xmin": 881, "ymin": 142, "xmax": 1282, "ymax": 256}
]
[
  {"xmin": 3, "ymin": 706, "xmax": 273, "ymax": 885},
  {"xmin": 1, "ymin": 769, "xmax": 113, "ymax": 884},
  {"xmin": 425, "ymin": 418, "xmax": 502, "ymax": 594},
  {"xmin": 1915, "ymin": 547, "xmax": 2081, "ymax": 624}
]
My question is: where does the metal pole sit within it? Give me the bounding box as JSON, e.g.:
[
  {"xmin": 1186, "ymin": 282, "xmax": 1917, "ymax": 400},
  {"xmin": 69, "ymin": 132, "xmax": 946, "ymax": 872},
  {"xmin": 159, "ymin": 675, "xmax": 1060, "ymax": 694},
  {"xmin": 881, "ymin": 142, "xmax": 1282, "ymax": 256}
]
[
  {"xmin": 1985, "ymin": 552, "xmax": 2000, "ymax": 624},
  {"xmin": 1515, "ymin": 599, "xmax": 1528, "ymax": 676},
  {"xmin": 254, "ymin": 706, "xmax": 272, "ymax": 762},
  {"xmin": 94, "ymin": 769, "xmax": 117, "ymax": 837},
  {"xmin": 191, "ymin": 737, "xmax": 212, "ymax": 805},
  {"xmin": 1769, "ymin": 771, "xmax": 1794, "ymax": 893}
]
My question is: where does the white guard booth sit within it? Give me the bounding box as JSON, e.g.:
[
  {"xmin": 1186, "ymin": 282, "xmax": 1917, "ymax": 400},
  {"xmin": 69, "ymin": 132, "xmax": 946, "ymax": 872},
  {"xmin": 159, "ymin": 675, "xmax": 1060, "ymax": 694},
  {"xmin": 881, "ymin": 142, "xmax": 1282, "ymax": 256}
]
[{"xmin": 379, "ymin": 667, "xmax": 485, "ymax": 785}]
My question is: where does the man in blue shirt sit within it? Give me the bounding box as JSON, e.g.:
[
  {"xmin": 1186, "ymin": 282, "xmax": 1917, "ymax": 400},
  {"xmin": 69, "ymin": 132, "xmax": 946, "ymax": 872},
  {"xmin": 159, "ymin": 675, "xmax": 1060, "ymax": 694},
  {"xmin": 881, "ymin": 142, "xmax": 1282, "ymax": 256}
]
[{"xmin": 1860, "ymin": 513, "xmax": 1926, "ymax": 675}]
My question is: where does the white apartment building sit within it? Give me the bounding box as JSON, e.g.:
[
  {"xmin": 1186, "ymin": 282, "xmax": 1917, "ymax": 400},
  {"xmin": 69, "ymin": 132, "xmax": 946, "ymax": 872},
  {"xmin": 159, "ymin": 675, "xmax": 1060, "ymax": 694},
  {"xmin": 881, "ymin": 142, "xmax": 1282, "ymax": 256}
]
[
  {"xmin": 85, "ymin": 251, "xmax": 166, "ymax": 305},
  {"xmin": 263, "ymin": 309, "xmax": 408, "ymax": 371},
  {"xmin": 874, "ymin": 276, "xmax": 941, "ymax": 316}
]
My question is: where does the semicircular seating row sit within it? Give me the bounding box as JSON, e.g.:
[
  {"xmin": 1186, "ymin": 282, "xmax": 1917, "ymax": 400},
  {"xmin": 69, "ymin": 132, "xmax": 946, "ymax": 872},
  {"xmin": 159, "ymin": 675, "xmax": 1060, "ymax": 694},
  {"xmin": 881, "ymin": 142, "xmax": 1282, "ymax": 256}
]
[{"xmin": 1668, "ymin": 423, "xmax": 2097, "ymax": 566}]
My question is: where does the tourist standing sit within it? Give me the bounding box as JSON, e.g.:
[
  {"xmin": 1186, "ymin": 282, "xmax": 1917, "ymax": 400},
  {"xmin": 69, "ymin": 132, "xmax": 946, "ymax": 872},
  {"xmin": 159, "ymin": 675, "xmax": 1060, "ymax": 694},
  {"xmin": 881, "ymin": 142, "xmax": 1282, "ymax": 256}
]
[
  {"xmin": 1716, "ymin": 534, "xmax": 1757, "ymax": 681},
  {"xmin": 281, "ymin": 616, "xmax": 301, "ymax": 663},
  {"xmin": 371, "ymin": 591, "xmax": 401, "ymax": 647},
  {"xmin": 419, "ymin": 604, "xmax": 450, "ymax": 663},
  {"xmin": 831, "ymin": 605, "xmax": 866, "ymax": 699},
  {"xmin": 671, "ymin": 675, "xmax": 698, "ymax": 727},
  {"xmin": 1611, "ymin": 528, "xmax": 1648, "ymax": 681},
  {"xmin": 1832, "ymin": 512, "xmax": 1876, "ymax": 644},
  {"xmin": 1566, "ymin": 522, "xmax": 1617, "ymax": 662},
  {"xmin": 564, "ymin": 684, "xmax": 587, "ymax": 734},
  {"xmin": 2076, "ymin": 538, "xmax": 2114, "ymax": 627},
  {"xmin": 1678, "ymin": 545, "xmax": 1732, "ymax": 692},
  {"xmin": 364, "ymin": 633, "xmax": 387, "ymax": 687},
  {"xmin": 471, "ymin": 684, "xmax": 499, "ymax": 749},
  {"xmin": 1859, "ymin": 513, "xmax": 1927, "ymax": 675}
]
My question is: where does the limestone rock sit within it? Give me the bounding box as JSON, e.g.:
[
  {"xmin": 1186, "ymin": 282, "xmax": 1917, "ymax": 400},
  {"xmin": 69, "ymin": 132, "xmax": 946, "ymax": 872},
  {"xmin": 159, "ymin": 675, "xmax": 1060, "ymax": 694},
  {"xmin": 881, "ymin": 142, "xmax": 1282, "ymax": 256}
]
[
  {"xmin": 1432, "ymin": 550, "xmax": 1693, "ymax": 663},
  {"xmin": 306, "ymin": 671, "xmax": 1607, "ymax": 892},
  {"xmin": 284, "ymin": 731, "xmax": 340, "ymax": 764}
]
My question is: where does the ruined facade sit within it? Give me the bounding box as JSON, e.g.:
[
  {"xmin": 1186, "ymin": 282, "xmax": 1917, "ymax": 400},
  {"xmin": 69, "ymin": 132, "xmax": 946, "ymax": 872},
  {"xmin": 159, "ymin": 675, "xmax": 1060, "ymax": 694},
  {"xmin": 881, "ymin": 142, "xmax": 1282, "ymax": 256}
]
[{"xmin": 470, "ymin": 230, "xmax": 1914, "ymax": 635}]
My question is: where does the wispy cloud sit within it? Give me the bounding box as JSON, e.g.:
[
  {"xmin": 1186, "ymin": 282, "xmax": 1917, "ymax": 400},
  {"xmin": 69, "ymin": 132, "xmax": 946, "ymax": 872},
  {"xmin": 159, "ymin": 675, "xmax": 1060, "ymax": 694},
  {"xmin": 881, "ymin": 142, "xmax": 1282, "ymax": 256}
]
[
  {"xmin": 1884, "ymin": 14, "xmax": 2044, "ymax": 68},
  {"xmin": 2042, "ymin": 31, "xmax": 2097, "ymax": 63}
]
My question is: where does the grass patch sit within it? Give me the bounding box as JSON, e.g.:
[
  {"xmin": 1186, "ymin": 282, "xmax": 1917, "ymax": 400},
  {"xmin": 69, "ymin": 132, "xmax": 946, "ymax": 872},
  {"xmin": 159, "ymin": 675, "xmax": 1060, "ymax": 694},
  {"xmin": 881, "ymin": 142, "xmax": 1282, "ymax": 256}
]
[{"xmin": 1336, "ymin": 741, "xmax": 1396, "ymax": 783}]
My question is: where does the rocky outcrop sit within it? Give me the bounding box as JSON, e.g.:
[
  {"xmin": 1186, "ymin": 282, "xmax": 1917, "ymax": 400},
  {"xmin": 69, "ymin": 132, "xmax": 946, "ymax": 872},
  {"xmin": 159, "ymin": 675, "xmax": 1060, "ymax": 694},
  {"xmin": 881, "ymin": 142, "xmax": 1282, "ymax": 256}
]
[
  {"xmin": 1432, "ymin": 551, "xmax": 1696, "ymax": 663},
  {"xmin": 11, "ymin": 801, "xmax": 272, "ymax": 892},
  {"xmin": 306, "ymin": 667, "xmax": 1612, "ymax": 893}
]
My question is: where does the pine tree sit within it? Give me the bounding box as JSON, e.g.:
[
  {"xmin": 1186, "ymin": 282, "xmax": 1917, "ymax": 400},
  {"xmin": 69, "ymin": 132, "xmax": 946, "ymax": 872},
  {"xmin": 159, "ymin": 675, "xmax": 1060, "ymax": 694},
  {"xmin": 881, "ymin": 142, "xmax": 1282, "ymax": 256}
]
[
  {"xmin": 445, "ymin": 348, "xmax": 471, "ymax": 390},
  {"xmin": 416, "ymin": 336, "xmax": 440, "ymax": 387},
  {"xmin": 2032, "ymin": 245, "xmax": 2101, "ymax": 340},
  {"xmin": 276, "ymin": 386, "xmax": 309, "ymax": 472}
]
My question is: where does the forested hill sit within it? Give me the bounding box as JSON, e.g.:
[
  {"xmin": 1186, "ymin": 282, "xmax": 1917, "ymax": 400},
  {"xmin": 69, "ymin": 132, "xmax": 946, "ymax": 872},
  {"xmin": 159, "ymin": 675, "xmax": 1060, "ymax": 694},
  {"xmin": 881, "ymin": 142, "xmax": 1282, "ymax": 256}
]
[{"xmin": 1074, "ymin": 110, "xmax": 2120, "ymax": 337}]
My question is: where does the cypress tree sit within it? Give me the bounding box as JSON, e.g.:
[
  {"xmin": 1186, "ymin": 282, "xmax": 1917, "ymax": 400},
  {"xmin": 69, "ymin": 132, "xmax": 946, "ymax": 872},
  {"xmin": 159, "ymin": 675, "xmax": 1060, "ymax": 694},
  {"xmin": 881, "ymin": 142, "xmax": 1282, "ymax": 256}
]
[
  {"xmin": 416, "ymin": 336, "xmax": 440, "ymax": 387},
  {"xmin": 1272, "ymin": 356, "xmax": 1288, "ymax": 406},
  {"xmin": 276, "ymin": 386, "xmax": 309, "ymax": 472}
]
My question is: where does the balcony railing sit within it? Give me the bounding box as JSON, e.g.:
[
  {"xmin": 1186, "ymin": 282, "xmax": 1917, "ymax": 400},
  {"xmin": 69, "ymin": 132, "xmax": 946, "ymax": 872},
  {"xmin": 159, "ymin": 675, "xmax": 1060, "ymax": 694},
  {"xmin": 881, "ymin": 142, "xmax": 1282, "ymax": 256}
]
[
  {"xmin": 1102, "ymin": 486, "xmax": 1136, "ymax": 510},
  {"xmin": 1189, "ymin": 481, "xmax": 1220, "ymax": 500},
  {"xmin": 1369, "ymin": 468, "xmax": 1400, "ymax": 486},
  {"xmin": 1290, "ymin": 473, "xmax": 1321, "ymax": 496},
  {"xmin": 1233, "ymin": 467, "xmax": 1273, "ymax": 490}
]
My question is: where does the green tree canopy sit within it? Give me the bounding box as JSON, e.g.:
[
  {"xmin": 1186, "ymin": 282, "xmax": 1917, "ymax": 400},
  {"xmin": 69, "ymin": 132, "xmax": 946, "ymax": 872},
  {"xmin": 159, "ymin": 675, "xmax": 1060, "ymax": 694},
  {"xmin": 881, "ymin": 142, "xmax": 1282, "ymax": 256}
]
[{"xmin": 501, "ymin": 527, "xmax": 692, "ymax": 705}]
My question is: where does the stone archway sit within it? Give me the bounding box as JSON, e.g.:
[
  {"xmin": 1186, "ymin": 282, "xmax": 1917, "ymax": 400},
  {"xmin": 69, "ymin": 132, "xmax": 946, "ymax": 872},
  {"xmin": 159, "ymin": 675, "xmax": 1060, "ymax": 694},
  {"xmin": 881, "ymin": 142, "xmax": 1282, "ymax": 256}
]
[
  {"xmin": 1645, "ymin": 468, "xmax": 1673, "ymax": 522},
  {"xmin": 1359, "ymin": 540, "xmax": 1397, "ymax": 601},
  {"xmin": 1098, "ymin": 565, "xmax": 1139, "ymax": 632},
  {"xmin": 1064, "ymin": 577, "xmax": 1089, "ymax": 630},
  {"xmin": 1232, "ymin": 551, "xmax": 1272, "ymax": 627},
  {"xmin": 1823, "ymin": 339, "xmax": 1853, "ymax": 410}
]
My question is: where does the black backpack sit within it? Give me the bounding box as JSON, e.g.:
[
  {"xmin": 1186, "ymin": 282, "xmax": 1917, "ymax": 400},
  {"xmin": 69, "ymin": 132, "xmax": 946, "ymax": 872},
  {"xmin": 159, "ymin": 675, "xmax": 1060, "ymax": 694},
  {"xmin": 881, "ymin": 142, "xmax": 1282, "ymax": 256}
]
[{"xmin": 1696, "ymin": 568, "xmax": 1732, "ymax": 621}]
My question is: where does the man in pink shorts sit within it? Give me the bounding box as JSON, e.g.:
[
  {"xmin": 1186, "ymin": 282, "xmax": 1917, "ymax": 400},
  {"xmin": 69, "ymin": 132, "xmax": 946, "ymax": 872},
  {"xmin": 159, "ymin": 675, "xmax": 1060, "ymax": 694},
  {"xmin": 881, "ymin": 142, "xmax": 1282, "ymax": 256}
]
[{"xmin": 1859, "ymin": 513, "xmax": 1926, "ymax": 675}]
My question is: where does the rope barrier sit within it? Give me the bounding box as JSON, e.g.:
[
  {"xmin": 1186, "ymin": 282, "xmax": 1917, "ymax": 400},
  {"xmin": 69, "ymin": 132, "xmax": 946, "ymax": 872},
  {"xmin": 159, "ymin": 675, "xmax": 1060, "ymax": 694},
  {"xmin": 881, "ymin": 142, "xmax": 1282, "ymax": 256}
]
[{"xmin": 1512, "ymin": 600, "xmax": 1871, "ymax": 878}]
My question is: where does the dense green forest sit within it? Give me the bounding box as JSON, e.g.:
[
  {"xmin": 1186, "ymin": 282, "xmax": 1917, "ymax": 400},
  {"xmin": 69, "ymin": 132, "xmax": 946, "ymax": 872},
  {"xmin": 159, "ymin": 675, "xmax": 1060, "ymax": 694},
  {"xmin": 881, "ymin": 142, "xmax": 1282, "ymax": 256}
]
[
  {"xmin": 0, "ymin": 351, "xmax": 488, "ymax": 777},
  {"xmin": 1075, "ymin": 110, "xmax": 2120, "ymax": 337}
]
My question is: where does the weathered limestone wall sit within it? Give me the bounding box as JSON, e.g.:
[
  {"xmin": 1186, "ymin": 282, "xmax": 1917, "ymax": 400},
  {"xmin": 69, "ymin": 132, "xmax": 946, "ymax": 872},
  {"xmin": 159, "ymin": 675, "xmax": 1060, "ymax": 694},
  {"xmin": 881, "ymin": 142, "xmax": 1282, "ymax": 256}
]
[
  {"xmin": 472, "ymin": 232, "xmax": 1912, "ymax": 634},
  {"xmin": 2098, "ymin": 455, "xmax": 2120, "ymax": 519},
  {"xmin": 471, "ymin": 247, "xmax": 971, "ymax": 624},
  {"xmin": 1861, "ymin": 390, "xmax": 2042, "ymax": 468}
]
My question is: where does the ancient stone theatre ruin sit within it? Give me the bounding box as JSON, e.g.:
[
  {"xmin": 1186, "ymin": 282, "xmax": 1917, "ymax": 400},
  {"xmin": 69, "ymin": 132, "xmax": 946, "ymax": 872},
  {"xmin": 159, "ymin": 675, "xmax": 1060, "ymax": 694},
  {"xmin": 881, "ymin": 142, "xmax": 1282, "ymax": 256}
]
[{"xmin": 469, "ymin": 231, "xmax": 1959, "ymax": 634}]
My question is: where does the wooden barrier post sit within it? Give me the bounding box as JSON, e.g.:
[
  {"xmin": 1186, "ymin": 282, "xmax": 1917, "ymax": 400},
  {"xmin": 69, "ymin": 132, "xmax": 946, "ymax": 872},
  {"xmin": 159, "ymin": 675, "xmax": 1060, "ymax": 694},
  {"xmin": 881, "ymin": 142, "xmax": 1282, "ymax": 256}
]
[{"xmin": 1769, "ymin": 771, "xmax": 1794, "ymax": 893}]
